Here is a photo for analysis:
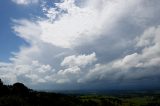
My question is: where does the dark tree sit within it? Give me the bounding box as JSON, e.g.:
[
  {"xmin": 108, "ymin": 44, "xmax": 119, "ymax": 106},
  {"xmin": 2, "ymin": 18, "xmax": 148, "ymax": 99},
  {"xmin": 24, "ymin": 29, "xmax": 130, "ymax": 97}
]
[
  {"xmin": 0, "ymin": 79, "xmax": 3, "ymax": 86},
  {"xmin": 12, "ymin": 82, "xmax": 29, "ymax": 95},
  {"xmin": 0, "ymin": 79, "xmax": 8, "ymax": 96}
]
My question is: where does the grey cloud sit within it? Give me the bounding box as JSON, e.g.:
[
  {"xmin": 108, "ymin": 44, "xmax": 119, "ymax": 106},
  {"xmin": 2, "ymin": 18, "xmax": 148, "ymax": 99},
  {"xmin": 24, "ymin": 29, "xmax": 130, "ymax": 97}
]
[
  {"xmin": 1, "ymin": 0, "xmax": 160, "ymax": 90},
  {"xmin": 78, "ymin": 26, "xmax": 160, "ymax": 89}
]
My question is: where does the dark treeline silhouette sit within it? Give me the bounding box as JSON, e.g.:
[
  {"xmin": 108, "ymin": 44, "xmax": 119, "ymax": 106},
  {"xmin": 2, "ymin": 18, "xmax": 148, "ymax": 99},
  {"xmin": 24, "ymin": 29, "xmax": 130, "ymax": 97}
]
[
  {"xmin": 0, "ymin": 79, "xmax": 29, "ymax": 96},
  {"xmin": 0, "ymin": 79, "xmax": 160, "ymax": 106},
  {"xmin": 0, "ymin": 79, "xmax": 80, "ymax": 106}
]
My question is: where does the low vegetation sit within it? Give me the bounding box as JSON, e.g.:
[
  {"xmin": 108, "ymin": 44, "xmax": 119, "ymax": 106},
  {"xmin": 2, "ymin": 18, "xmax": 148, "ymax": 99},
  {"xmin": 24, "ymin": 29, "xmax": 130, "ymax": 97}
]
[{"xmin": 0, "ymin": 79, "xmax": 160, "ymax": 106}]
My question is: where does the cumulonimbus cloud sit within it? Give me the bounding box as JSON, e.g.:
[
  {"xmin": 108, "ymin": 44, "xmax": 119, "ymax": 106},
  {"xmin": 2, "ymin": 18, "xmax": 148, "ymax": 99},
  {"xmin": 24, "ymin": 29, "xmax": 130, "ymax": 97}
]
[{"xmin": 0, "ymin": 0, "xmax": 160, "ymax": 89}]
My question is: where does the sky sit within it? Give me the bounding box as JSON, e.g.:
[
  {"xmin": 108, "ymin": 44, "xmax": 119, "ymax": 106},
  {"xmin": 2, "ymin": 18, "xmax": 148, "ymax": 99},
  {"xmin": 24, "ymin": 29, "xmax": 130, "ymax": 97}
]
[{"xmin": 0, "ymin": 0, "xmax": 160, "ymax": 90}]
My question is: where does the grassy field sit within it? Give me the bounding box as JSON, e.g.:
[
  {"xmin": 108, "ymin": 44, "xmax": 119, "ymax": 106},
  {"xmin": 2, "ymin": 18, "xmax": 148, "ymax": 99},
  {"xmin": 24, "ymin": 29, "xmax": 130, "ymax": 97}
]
[{"xmin": 76, "ymin": 91, "xmax": 160, "ymax": 106}]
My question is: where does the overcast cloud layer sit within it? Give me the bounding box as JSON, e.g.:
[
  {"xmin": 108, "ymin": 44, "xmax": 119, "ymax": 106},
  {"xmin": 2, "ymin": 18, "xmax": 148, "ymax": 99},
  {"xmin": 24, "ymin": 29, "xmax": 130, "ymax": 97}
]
[{"xmin": 0, "ymin": 0, "xmax": 160, "ymax": 90}]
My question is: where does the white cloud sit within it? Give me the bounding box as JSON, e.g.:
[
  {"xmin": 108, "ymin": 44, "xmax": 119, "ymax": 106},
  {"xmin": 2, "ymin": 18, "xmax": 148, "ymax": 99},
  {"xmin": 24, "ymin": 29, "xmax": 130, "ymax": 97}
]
[
  {"xmin": 136, "ymin": 26, "xmax": 160, "ymax": 47},
  {"xmin": 12, "ymin": 0, "xmax": 39, "ymax": 5},
  {"xmin": 1, "ymin": 0, "xmax": 160, "ymax": 89},
  {"xmin": 115, "ymin": 26, "xmax": 160, "ymax": 69},
  {"xmin": 12, "ymin": 20, "xmax": 41, "ymax": 44},
  {"xmin": 61, "ymin": 52, "xmax": 97, "ymax": 67},
  {"xmin": 58, "ymin": 66, "xmax": 80, "ymax": 75},
  {"xmin": 56, "ymin": 53, "xmax": 97, "ymax": 84},
  {"xmin": 0, "ymin": 60, "xmax": 55, "ymax": 87},
  {"xmin": 13, "ymin": 0, "xmax": 143, "ymax": 48},
  {"xmin": 0, "ymin": 62, "xmax": 17, "ymax": 84}
]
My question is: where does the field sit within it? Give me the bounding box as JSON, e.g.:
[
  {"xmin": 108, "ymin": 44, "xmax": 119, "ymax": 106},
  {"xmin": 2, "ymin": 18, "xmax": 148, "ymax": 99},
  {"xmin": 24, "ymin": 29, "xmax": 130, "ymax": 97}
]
[{"xmin": 78, "ymin": 93, "xmax": 160, "ymax": 106}]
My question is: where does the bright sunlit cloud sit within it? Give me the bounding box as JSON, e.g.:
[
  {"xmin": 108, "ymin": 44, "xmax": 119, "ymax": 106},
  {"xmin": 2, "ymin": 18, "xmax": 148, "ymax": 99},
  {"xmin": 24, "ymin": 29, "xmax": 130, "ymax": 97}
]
[{"xmin": 0, "ymin": 0, "xmax": 160, "ymax": 90}]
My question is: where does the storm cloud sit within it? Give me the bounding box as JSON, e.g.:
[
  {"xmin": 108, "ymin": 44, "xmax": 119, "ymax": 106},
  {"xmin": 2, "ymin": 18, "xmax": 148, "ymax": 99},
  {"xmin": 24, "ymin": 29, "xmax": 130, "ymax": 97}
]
[{"xmin": 0, "ymin": 0, "xmax": 160, "ymax": 90}]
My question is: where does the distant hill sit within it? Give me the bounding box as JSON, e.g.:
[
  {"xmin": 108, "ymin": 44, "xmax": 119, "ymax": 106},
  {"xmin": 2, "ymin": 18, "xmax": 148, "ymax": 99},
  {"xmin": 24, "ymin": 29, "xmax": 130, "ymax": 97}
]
[{"xmin": 0, "ymin": 79, "xmax": 160, "ymax": 106}]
